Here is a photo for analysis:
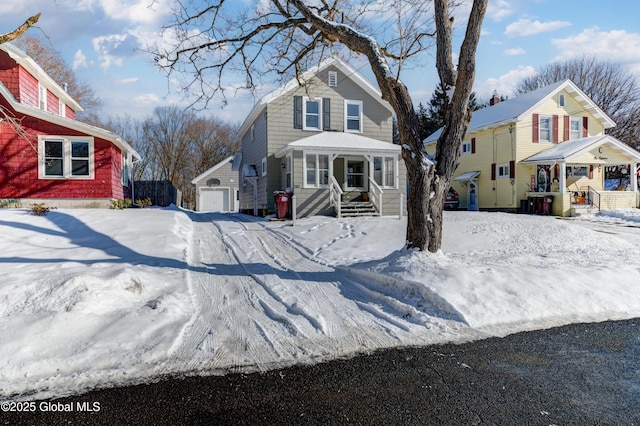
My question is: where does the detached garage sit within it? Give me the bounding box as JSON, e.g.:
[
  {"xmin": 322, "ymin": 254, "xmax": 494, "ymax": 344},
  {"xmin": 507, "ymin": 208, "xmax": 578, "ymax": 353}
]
[{"xmin": 191, "ymin": 156, "xmax": 239, "ymax": 212}]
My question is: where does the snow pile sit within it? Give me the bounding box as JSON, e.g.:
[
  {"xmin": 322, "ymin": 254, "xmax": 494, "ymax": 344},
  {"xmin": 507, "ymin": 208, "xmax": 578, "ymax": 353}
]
[{"xmin": 1, "ymin": 207, "xmax": 639, "ymax": 401}]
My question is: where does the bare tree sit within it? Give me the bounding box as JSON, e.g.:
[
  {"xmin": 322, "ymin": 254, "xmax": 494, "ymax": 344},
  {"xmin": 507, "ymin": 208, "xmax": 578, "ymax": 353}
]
[
  {"xmin": 13, "ymin": 35, "xmax": 102, "ymax": 123},
  {"xmin": 516, "ymin": 56, "xmax": 640, "ymax": 149},
  {"xmin": 140, "ymin": 106, "xmax": 238, "ymax": 208},
  {"xmin": 153, "ymin": 0, "xmax": 487, "ymax": 252},
  {"xmin": 0, "ymin": 13, "xmax": 40, "ymax": 44}
]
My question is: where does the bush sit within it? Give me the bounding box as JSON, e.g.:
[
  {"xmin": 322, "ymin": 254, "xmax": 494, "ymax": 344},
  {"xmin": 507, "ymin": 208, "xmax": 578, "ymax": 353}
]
[
  {"xmin": 29, "ymin": 203, "xmax": 54, "ymax": 216},
  {"xmin": 136, "ymin": 197, "xmax": 153, "ymax": 208},
  {"xmin": 110, "ymin": 198, "xmax": 132, "ymax": 210}
]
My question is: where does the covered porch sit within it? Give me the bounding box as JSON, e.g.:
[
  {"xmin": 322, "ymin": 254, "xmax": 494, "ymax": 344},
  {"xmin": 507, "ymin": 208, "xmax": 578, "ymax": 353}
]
[
  {"xmin": 274, "ymin": 133, "xmax": 405, "ymax": 218},
  {"xmin": 521, "ymin": 135, "xmax": 640, "ymax": 216}
]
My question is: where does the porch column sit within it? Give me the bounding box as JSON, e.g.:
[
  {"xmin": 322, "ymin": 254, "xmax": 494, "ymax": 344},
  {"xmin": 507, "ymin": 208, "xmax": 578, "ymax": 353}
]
[
  {"xmin": 559, "ymin": 163, "xmax": 566, "ymax": 194},
  {"xmin": 632, "ymin": 163, "xmax": 638, "ymax": 192}
]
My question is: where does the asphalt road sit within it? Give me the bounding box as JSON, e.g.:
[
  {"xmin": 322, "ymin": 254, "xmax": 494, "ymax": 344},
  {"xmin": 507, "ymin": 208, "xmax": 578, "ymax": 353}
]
[{"xmin": 3, "ymin": 318, "xmax": 640, "ymax": 425}]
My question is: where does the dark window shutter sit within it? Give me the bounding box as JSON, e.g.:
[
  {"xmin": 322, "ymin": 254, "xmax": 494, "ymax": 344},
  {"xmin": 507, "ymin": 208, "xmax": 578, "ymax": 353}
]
[
  {"xmin": 563, "ymin": 115, "xmax": 570, "ymax": 141},
  {"xmin": 293, "ymin": 96, "xmax": 302, "ymax": 129},
  {"xmin": 589, "ymin": 164, "xmax": 594, "ymax": 179},
  {"xmin": 323, "ymin": 98, "xmax": 331, "ymax": 131},
  {"xmin": 471, "ymin": 137, "xmax": 476, "ymax": 153},
  {"xmin": 532, "ymin": 113, "xmax": 539, "ymax": 143},
  {"xmin": 582, "ymin": 117, "xmax": 588, "ymax": 137},
  {"xmin": 491, "ymin": 163, "xmax": 496, "ymax": 180},
  {"xmin": 552, "ymin": 115, "xmax": 559, "ymax": 143},
  {"xmin": 509, "ymin": 160, "xmax": 515, "ymax": 179}
]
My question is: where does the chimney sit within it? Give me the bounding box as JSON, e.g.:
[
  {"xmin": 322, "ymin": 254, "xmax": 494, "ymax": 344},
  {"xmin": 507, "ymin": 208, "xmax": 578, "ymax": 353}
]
[
  {"xmin": 62, "ymin": 83, "xmax": 68, "ymax": 92},
  {"xmin": 490, "ymin": 95, "xmax": 500, "ymax": 106}
]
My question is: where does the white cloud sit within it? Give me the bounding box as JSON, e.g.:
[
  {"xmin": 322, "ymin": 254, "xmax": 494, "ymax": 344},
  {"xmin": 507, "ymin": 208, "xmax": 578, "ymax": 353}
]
[
  {"xmin": 505, "ymin": 19, "xmax": 571, "ymax": 37},
  {"xmin": 117, "ymin": 77, "xmax": 139, "ymax": 84},
  {"xmin": 92, "ymin": 34, "xmax": 128, "ymax": 70},
  {"xmin": 474, "ymin": 65, "xmax": 537, "ymax": 99},
  {"xmin": 72, "ymin": 50, "xmax": 88, "ymax": 71},
  {"xmin": 487, "ymin": 0, "xmax": 515, "ymax": 22},
  {"xmin": 552, "ymin": 27, "xmax": 640, "ymax": 66},
  {"xmin": 98, "ymin": 0, "xmax": 171, "ymax": 24},
  {"xmin": 504, "ymin": 47, "xmax": 526, "ymax": 56}
]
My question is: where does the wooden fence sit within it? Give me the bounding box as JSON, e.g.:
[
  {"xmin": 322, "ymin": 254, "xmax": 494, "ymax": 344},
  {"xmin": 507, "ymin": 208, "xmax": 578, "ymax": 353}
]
[{"xmin": 134, "ymin": 180, "xmax": 182, "ymax": 207}]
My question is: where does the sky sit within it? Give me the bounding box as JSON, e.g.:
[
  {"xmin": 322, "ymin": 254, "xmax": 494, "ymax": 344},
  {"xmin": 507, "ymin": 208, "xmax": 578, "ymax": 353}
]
[
  {"xmin": 2, "ymin": 0, "xmax": 640, "ymax": 125},
  {"xmin": 1, "ymin": 206, "xmax": 640, "ymax": 401}
]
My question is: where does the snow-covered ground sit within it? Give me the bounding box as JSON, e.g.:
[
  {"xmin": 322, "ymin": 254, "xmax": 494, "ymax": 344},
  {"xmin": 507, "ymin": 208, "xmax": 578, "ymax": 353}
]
[{"xmin": 1, "ymin": 206, "xmax": 639, "ymax": 401}]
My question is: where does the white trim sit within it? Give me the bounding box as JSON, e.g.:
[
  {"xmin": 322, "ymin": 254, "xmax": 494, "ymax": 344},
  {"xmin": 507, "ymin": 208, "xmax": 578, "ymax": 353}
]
[
  {"xmin": 461, "ymin": 141, "xmax": 472, "ymax": 155},
  {"xmin": 538, "ymin": 115, "xmax": 552, "ymax": 142},
  {"xmin": 38, "ymin": 135, "xmax": 94, "ymax": 180},
  {"xmin": 39, "ymin": 84, "xmax": 46, "ymax": 111},
  {"xmin": 371, "ymin": 155, "xmax": 398, "ymax": 189},
  {"xmin": 344, "ymin": 156, "xmax": 368, "ymax": 191},
  {"xmin": 328, "ymin": 70, "xmax": 337, "ymax": 87},
  {"xmin": 191, "ymin": 156, "xmax": 235, "ymax": 184},
  {"xmin": 558, "ymin": 93, "xmax": 566, "ymax": 107},
  {"xmin": 302, "ymin": 97, "xmax": 322, "ymax": 131},
  {"xmin": 497, "ymin": 163, "xmax": 510, "ymax": 179},
  {"xmin": 344, "ymin": 99, "xmax": 363, "ymax": 133},
  {"xmin": 303, "ymin": 152, "xmax": 330, "ymax": 189},
  {"xmin": 261, "ymin": 157, "xmax": 267, "ymax": 177}
]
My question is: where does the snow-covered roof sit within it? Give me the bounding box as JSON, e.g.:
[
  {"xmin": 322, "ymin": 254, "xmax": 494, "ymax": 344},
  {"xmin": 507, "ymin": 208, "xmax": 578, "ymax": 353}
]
[
  {"xmin": 274, "ymin": 132, "xmax": 400, "ymax": 158},
  {"xmin": 191, "ymin": 156, "xmax": 234, "ymax": 184},
  {"xmin": 424, "ymin": 79, "xmax": 616, "ymax": 144},
  {"xmin": 238, "ymin": 57, "xmax": 392, "ymax": 139},
  {"xmin": 521, "ymin": 135, "xmax": 640, "ymax": 163},
  {"xmin": 454, "ymin": 170, "xmax": 481, "ymax": 181}
]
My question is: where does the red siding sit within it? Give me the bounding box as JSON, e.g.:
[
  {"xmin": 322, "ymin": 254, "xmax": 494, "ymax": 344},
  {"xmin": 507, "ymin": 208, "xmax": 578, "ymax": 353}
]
[
  {"xmin": 46, "ymin": 89, "xmax": 59, "ymax": 115},
  {"xmin": 0, "ymin": 99, "xmax": 123, "ymax": 200},
  {"xmin": 65, "ymin": 104, "xmax": 76, "ymax": 120},
  {"xmin": 0, "ymin": 52, "xmax": 20, "ymax": 101},
  {"xmin": 18, "ymin": 67, "xmax": 38, "ymax": 108}
]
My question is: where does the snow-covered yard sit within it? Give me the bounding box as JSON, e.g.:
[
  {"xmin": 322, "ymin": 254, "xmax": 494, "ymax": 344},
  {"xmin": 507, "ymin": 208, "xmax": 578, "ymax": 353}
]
[{"xmin": 1, "ymin": 206, "xmax": 639, "ymax": 401}]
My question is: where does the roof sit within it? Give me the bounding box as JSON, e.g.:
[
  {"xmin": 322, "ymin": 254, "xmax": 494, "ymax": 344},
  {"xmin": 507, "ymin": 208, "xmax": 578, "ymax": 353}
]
[
  {"xmin": 191, "ymin": 156, "xmax": 234, "ymax": 184},
  {"xmin": 454, "ymin": 170, "xmax": 481, "ymax": 181},
  {"xmin": 424, "ymin": 79, "xmax": 616, "ymax": 144},
  {"xmin": 0, "ymin": 81, "xmax": 140, "ymax": 159},
  {"xmin": 521, "ymin": 135, "xmax": 640, "ymax": 163},
  {"xmin": 274, "ymin": 132, "xmax": 401, "ymax": 158},
  {"xmin": 237, "ymin": 57, "xmax": 393, "ymax": 139},
  {"xmin": 0, "ymin": 43, "xmax": 83, "ymax": 112}
]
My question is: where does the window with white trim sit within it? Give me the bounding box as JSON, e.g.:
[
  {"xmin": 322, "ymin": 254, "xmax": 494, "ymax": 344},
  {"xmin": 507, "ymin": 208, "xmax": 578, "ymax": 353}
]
[
  {"xmin": 497, "ymin": 163, "xmax": 510, "ymax": 178},
  {"xmin": 373, "ymin": 156, "xmax": 396, "ymax": 188},
  {"xmin": 558, "ymin": 93, "xmax": 566, "ymax": 107},
  {"xmin": 344, "ymin": 100, "xmax": 363, "ymax": 133},
  {"xmin": 539, "ymin": 115, "xmax": 551, "ymax": 142},
  {"xmin": 261, "ymin": 157, "xmax": 267, "ymax": 176},
  {"xmin": 122, "ymin": 151, "xmax": 129, "ymax": 186},
  {"xmin": 39, "ymin": 136, "xmax": 94, "ymax": 179},
  {"xmin": 570, "ymin": 117, "xmax": 581, "ymax": 140},
  {"xmin": 462, "ymin": 141, "xmax": 472, "ymax": 154},
  {"xmin": 59, "ymin": 100, "xmax": 66, "ymax": 117},
  {"xmin": 303, "ymin": 97, "xmax": 322, "ymax": 131},
  {"xmin": 304, "ymin": 153, "xmax": 329, "ymax": 188}
]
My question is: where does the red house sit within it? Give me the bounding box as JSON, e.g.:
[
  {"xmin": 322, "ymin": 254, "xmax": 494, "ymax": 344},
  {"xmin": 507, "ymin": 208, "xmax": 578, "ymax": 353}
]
[{"xmin": 0, "ymin": 43, "xmax": 140, "ymax": 208}]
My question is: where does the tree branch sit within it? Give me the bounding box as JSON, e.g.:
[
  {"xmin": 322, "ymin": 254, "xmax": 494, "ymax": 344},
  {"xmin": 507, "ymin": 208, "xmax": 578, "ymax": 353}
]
[{"xmin": 0, "ymin": 13, "xmax": 41, "ymax": 44}]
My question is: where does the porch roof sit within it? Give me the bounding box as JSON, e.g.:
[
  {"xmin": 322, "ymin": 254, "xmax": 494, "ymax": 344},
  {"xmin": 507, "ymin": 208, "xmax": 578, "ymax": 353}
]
[
  {"xmin": 520, "ymin": 135, "xmax": 640, "ymax": 164},
  {"xmin": 454, "ymin": 170, "xmax": 481, "ymax": 181},
  {"xmin": 274, "ymin": 132, "xmax": 401, "ymax": 158}
]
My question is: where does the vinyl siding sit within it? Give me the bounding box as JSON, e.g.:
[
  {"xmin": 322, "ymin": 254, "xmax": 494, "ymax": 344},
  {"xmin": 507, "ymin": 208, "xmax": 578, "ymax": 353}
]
[{"xmin": 193, "ymin": 159, "xmax": 238, "ymax": 212}]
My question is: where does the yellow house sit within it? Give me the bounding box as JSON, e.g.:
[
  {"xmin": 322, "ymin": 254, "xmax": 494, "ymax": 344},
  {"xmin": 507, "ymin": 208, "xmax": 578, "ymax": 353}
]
[{"xmin": 424, "ymin": 79, "xmax": 640, "ymax": 216}]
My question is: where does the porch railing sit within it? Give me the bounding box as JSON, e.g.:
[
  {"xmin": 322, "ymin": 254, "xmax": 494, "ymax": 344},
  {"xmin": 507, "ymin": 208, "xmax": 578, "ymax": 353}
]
[
  {"xmin": 329, "ymin": 176, "xmax": 343, "ymax": 218},
  {"xmin": 368, "ymin": 176, "xmax": 384, "ymax": 216},
  {"xmin": 587, "ymin": 186, "xmax": 601, "ymax": 211}
]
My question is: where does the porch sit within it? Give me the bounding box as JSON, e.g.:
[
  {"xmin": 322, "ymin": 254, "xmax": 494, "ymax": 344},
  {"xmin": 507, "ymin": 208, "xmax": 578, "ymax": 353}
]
[{"xmin": 274, "ymin": 132, "xmax": 405, "ymax": 218}]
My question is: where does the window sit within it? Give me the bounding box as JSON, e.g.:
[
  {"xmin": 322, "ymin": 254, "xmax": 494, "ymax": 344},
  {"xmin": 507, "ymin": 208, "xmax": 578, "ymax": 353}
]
[
  {"xmin": 304, "ymin": 153, "xmax": 329, "ymax": 188},
  {"xmin": 497, "ymin": 163, "xmax": 510, "ymax": 178},
  {"xmin": 344, "ymin": 100, "xmax": 363, "ymax": 133},
  {"xmin": 373, "ymin": 156, "xmax": 396, "ymax": 188},
  {"xmin": 285, "ymin": 154, "xmax": 293, "ymax": 191},
  {"xmin": 462, "ymin": 141, "xmax": 472, "ymax": 154},
  {"xmin": 261, "ymin": 157, "xmax": 267, "ymax": 176},
  {"xmin": 539, "ymin": 115, "xmax": 551, "ymax": 142},
  {"xmin": 59, "ymin": 100, "xmax": 66, "ymax": 118},
  {"xmin": 39, "ymin": 136, "xmax": 94, "ymax": 179},
  {"xmin": 570, "ymin": 117, "xmax": 581, "ymax": 140},
  {"xmin": 303, "ymin": 97, "xmax": 322, "ymax": 131},
  {"xmin": 558, "ymin": 93, "xmax": 566, "ymax": 107},
  {"xmin": 328, "ymin": 71, "xmax": 337, "ymax": 87},
  {"xmin": 122, "ymin": 152, "xmax": 129, "ymax": 186}
]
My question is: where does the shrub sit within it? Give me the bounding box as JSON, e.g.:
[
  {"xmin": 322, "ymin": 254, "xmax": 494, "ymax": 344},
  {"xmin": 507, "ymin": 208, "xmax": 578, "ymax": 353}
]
[
  {"xmin": 29, "ymin": 203, "xmax": 53, "ymax": 216},
  {"xmin": 136, "ymin": 197, "xmax": 153, "ymax": 208},
  {"xmin": 110, "ymin": 198, "xmax": 132, "ymax": 210}
]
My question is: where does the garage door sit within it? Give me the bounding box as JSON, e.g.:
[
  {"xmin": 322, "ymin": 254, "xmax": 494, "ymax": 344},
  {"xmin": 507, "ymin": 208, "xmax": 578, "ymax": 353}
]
[{"xmin": 200, "ymin": 188, "xmax": 229, "ymax": 212}]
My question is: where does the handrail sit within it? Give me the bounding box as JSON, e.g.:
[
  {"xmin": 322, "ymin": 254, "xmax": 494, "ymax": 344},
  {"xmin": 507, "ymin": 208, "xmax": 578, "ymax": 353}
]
[
  {"xmin": 587, "ymin": 186, "xmax": 601, "ymax": 211},
  {"xmin": 329, "ymin": 176, "xmax": 343, "ymax": 218},
  {"xmin": 368, "ymin": 176, "xmax": 384, "ymax": 216}
]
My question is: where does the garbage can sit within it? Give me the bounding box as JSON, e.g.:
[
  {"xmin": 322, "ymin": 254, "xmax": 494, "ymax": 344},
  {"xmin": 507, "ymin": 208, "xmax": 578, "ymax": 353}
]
[
  {"xmin": 273, "ymin": 191, "xmax": 289, "ymax": 219},
  {"xmin": 520, "ymin": 199, "xmax": 528, "ymax": 213},
  {"xmin": 543, "ymin": 195, "xmax": 553, "ymax": 215}
]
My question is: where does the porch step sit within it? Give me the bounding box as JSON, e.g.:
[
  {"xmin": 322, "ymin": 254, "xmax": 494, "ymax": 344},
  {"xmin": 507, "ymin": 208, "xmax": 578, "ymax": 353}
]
[
  {"xmin": 339, "ymin": 201, "xmax": 379, "ymax": 218},
  {"xmin": 571, "ymin": 204, "xmax": 599, "ymax": 217}
]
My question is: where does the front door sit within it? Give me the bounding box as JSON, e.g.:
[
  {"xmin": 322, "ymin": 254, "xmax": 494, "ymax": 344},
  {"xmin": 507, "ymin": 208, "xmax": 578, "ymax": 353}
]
[
  {"xmin": 468, "ymin": 180, "xmax": 478, "ymax": 211},
  {"xmin": 345, "ymin": 157, "xmax": 368, "ymax": 191}
]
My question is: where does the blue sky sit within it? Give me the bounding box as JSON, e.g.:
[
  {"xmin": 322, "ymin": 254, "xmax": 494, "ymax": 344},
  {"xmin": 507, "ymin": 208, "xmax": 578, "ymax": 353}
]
[{"xmin": 2, "ymin": 0, "xmax": 640, "ymax": 125}]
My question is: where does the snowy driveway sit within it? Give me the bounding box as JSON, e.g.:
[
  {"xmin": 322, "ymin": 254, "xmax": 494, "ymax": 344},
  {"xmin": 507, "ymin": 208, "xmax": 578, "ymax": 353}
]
[{"xmin": 169, "ymin": 213, "xmax": 471, "ymax": 374}]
